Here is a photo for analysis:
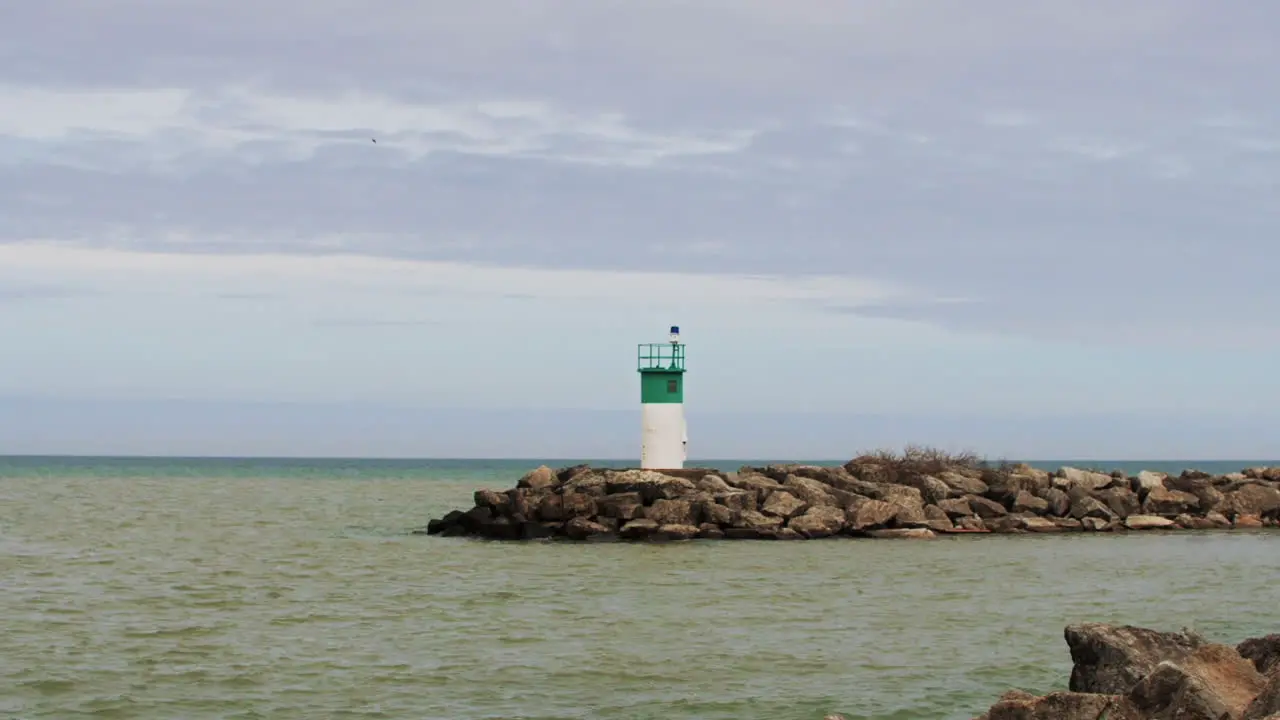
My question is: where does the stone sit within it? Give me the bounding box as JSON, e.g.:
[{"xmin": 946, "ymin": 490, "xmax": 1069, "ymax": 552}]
[
  {"xmin": 1124, "ymin": 514, "xmax": 1176, "ymax": 530},
  {"xmin": 966, "ymin": 495, "xmax": 1008, "ymax": 519},
  {"xmin": 597, "ymin": 491, "xmax": 642, "ymax": 515},
  {"xmin": 1018, "ymin": 516, "xmax": 1061, "ymax": 532},
  {"xmin": 696, "ymin": 499, "xmax": 734, "ymax": 526},
  {"xmin": 880, "ymin": 484, "xmax": 926, "ymax": 510},
  {"xmin": 519, "ymin": 520, "xmax": 556, "ymax": 540},
  {"xmin": 938, "ymin": 471, "xmax": 989, "ymax": 496},
  {"xmin": 555, "ymin": 463, "xmax": 592, "ymax": 483},
  {"xmin": 1179, "ymin": 514, "xmax": 1218, "ymax": 530},
  {"xmin": 936, "ymin": 497, "xmax": 974, "ymax": 518},
  {"xmin": 1069, "ymin": 496, "xmax": 1115, "ymax": 522},
  {"xmin": 849, "ymin": 500, "xmax": 899, "ymax": 530},
  {"xmin": 1065, "ymin": 622, "xmax": 1209, "ymax": 694},
  {"xmin": 1205, "ymin": 511, "xmax": 1232, "ymax": 528},
  {"xmin": 1244, "ymin": 467, "xmax": 1280, "ymax": 481},
  {"xmin": 473, "ymin": 489, "xmax": 511, "ymax": 513},
  {"xmin": 1142, "ymin": 486, "xmax": 1201, "ymax": 516},
  {"xmin": 1056, "ymin": 467, "xmax": 1115, "ymax": 492},
  {"xmin": 696, "ymin": 523, "xmax": 724, "ymax": 539},
  {"xmin": 718, "ymin": 527, "xmax": 758, "ymax": 539},
  {"xmin": 646, "ymin": 498, "xmax": 696, "ymax": 526},
  {"xmin": 955, "ymin": 516, "xmax": 988, "ymax": 532},
  {"xmin": 561, "ymin": 492, "xmax": 597, "ymax": 518},
  {"xmin": 1134, "ymin": 470, "xmax": 1168, "ymax": 495},
  {"xmin": 761, "ymin": 490, "xmax": 808, "ymax": 519},
  {"xmin": 562, "ymin": 472, "xmax": 608, "ymax": 496},
  {"xmin": 979, "ymin": 690, "xmax": 1141, "ymax": 720},
  {"xmin": 986, "ymin": 472, "xmax": 1053, "ymax": 504},
  {"xmin": 788, "ymin": 506, "xmax": 847, "ymax": 538},
  {"xmin": 604, "ymin": 469, "xmax": 697, "ymax": 503},
  {"xmin": 1038, "ymin": 487, "xmax": 1071, "ymax": 517},
  {"xmin": 1126, "ymin": 644, "xmax": 1265, "ymax": 720},
  {"xmin": 1011, "ymin": 491, "xmax": 1049, "ymax": 514},
  {"xmin": 984, "ymin": 516, "xmax": 1024, "ymax": 533},
  {"xmin": 1238, "ymin": 635, "xmax": 1280, "ymax": 675},
  {"xmin": 563, "ymin": 517, "xmax": 611, "ymax": 540},
  {"xmin": 727, "ymin": 473, "xmax": 785, "ymax": 503},
  {"xmin": 1223, "ymin": 485, "xmax": 1280, "ymax": 518},
  {"xmin": 1236, "ymin": 514, "xmax": 1265, "ymax": 528},
  {"xmin": 694, "ymin": 475, "xmax": 735, "ymax": 494},
  {"xmin": 535, "ymin": 494, "xmax": 565, "ymax": 521},
  {"xmin": 866, "ymin": 528, "xmax": 935, "ymax": 539},
  {"xmin": 618, "ymin": 518, "xmax": 660, "ymax": 540},
  {"xmin": 732, "ymin": 510, "xmax": 783, "ymax": 531},
  {"xmin": 923, "ymin": 504, "xmax": 955, "ymax": 532},
  {"xmin": 715, "ymin": 490, "xmax": 756, "ymax": 513},
  {"xmin": 893, "ymin": 473, "xmax": 952, "ymax": 504},
  {"xmin": 782, "ymin": 475, "xmax": 841, "ymax": 507},
  {"xmin": 654, "ymin": 524, "xmax": 699, "ymax": 541},
  {"xmin": 1054, "ymin": 517, "xmax": 1084, "ymax": 531},
  {"xmin": 478, "ymin": 515, "xmax": 519, "ymax": 539},
  {"xmin": 1245, "ymin": 667, "xmax": 1280, "ymax": 719},
  {"xmin": 1098, "ymin": 487, "xmax": 1142, "ymax": 519},
  {"xmin": 424, "ymin": 509, "xmax": 464, "ymax": 535},
  {"xmin": 517, "ymin": 465, "xmax": 559, "ymax": 490}
]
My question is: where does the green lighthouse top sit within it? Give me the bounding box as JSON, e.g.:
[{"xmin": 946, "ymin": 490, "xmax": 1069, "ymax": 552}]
[{"xmin": 637, "ymin": 325, "xmax": 685, "ymax": 373}]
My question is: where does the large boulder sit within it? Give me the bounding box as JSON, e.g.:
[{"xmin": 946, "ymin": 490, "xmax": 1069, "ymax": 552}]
[
  {"xmin": 1126, "ymin": 644, "xmax": 1266, "ymax": 720},
  {"xmin": 1239, "ymin": 635, "xmax": 1280, "ymax": 675},
  {"xmin": 1098, "ymin": 486, "xmax": 1142, "ymax": 519},
  {"xmin": 788, "ymin": 506, "xmax": 847, "ymax": 538},
  {"xmin": 1011, "ymin": 491, "xmax": 1049, "ymax": 514},
  {"xmin": 1066, "ymin": 622, "xmax": 1209, "ymax": 694},
  {"xmin": 1246, "ymin": 669, "xmax": 1280, "ymax": 720},
  {"xmin": 645, "ymin": 498, "xmax": 696, "ymax": 526},
  {"xmin": 975, "ymin": 690, "xmax": 1141, "ymax": 720},
  {"xmin": 782, "ymin": 475, "xmax": 841, "ymax": 507},
  {"xmin": 604, "ymin": 470, "xmax": 696, "ymax": 503},
  {"xmin": 760, "ymin": 490, "xmax": 808, "ymax": 519},
  {"xmin": 1221, "ymin": 485, "xmax": 1280, "ymax": 518},
  {"xmin": 1056, "ymin": 467, "xmax": 1116, "ymax": 492},
  {"xmin": 1125, "ymin": 515, "xmax": 1177, "ymax": 530},
  {"xmin": 1142, "ymin": 486, "xmax": 1201, "ymax": 516},
  {"xmin": 727, "ymin": 474, "xmax": 786, "ymax": 504},
  {"xmin": 939, "ymin": 470, "xmax": 990, "ymax": 497},
  {"xmin": 517, "ymin": 465, "xmax": 559, "ymax": 490},
  {"xmin": 849, "ymin": 500, "xmax": 898, "ymax": 531}
]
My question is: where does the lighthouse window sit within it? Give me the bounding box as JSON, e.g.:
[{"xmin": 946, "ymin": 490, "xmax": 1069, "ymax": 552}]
[{"xmin": 667, "ymin": 379, "xmax": 678, "ymax": 393}]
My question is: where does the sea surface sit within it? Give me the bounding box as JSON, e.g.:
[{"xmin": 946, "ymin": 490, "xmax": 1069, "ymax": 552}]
[{"xmin": 2, "ymin": 456, "xmax": 1279, "ymax": 720}]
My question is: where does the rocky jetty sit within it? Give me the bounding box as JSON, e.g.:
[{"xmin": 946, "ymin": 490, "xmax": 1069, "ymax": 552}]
[
  {"xmin": 420, "ymin": 449, "xmax": 1280, "ymax": 541},
  {"xmin": 965, "ymin": 622, "xmax": 1280, "ymax": 720}
]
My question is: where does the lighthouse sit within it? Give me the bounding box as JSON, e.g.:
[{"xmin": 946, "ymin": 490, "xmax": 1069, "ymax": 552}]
[{"xmin": 638, "ymin": 325, "xmax": 688, "ymax": 469}]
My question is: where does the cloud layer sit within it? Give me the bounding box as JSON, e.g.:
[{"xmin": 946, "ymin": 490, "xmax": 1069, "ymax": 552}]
[{"xmin": 4, "ymin": 1, "xmax": 1280, "ymax": 454}]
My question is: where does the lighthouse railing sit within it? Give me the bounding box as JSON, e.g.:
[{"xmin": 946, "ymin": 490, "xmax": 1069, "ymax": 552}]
[{"xmin": 637, "ymin": 343, "xmax": 685, "ymax": 371}]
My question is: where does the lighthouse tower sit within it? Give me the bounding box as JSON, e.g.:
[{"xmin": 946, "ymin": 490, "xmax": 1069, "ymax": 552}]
[{"xmin": 638, "ymin": 326, "xmax": 688, "ymax": 469}]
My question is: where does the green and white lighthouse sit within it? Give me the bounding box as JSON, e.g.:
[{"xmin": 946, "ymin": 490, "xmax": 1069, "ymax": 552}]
[{"xmin": 638, "ymin": 325, "xmax": 688, "ymax": 469}]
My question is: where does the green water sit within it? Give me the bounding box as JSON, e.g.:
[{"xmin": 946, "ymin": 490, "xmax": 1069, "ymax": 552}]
[{"xmin": 2, "ymin": 457, "xmax": 1279, "ymax": 719}]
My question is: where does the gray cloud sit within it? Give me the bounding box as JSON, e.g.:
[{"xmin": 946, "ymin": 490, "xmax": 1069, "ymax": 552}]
[
  {"xmin": 0, "ymin": 283, "xmax": 98, "ymax": 302},
  {"xmin": 3, "ymin": 0, "xmax": 1279, "ymax": 346}
]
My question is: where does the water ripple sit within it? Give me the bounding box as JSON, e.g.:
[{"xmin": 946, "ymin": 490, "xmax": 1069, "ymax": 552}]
[{"xmin": 2, "ymin": 474, "xmax": 1278, "ymax": 719}]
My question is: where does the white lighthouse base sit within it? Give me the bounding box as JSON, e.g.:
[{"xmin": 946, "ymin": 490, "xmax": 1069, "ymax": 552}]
[{"xmin": 641, "ymin": 403, "xmax": 686, "ymax": 469}]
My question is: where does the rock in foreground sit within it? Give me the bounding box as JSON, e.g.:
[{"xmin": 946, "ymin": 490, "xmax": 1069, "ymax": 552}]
[
  {"xmin": 419, "ymin": 452, "xmax": 1280, "ymax": 542},
  {"xmin": 971, "ymin": 622, "xmax": 1280, "ymax": 720}
]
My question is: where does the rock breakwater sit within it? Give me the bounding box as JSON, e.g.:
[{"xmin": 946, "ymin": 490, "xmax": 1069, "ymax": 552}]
[
  {"xmin": 421, "ymin": 450, "xmax": 1280, "ymax": 541},
  {"xmin": 964, "ymin": 622, "xmax": 1280, "ymax": 720}
]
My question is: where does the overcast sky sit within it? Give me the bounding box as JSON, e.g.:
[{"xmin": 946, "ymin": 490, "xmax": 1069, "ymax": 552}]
[{"xmin": 3, "ymin": 1, "xmax": 1279, "ymax": 459}]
